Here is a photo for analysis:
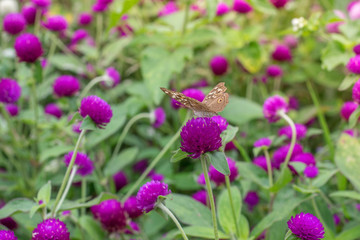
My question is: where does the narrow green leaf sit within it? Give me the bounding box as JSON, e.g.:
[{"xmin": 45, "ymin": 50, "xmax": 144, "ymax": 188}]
[
  {"xmin": 270, "ymin": 167, "xmax": 293, "ymax": 192},
  {"xmin": 0, "ymin": 198, "xmax": 36, "ymax": 219},
  {"xmin": 330, "ymin": 190, "xmax": 360, "ymax": 201},
  {"xmin": 338, "ymin": 75, "xmax": 358, "ymax": 91},
  {"xmin": 206, "ymin": 0, "xmax": 217, "ymax": 20},
  {"xmin": 104, "ymin": 147, "xmax": 139, "ymax": 177},
  {"xmin": 170, "ymin": 149, "xmax": 189, "ymax": 163},
  {"xmin": 37, "ymin": 181, "xmax": 51, "ymax": 204},
  {"xmin": 335, "ymin": 222, "xmax": 360, "ymax": 240},
  {"xmin": 348, "ymin": 108, "xmax": 360, "ymax": 129},
  {"xmin": 80, "ymin": 115, "xmax": 97, "ymax": 131},
  {"xmin": 312, "ymin": 169, "xmax": 338, "ymax": 188},
  {"xmin": 238, "ymin": 215, "xmax": 250, "ymax": 240},
  {"xmin": 208, "ymin": 152, "xmax": 230, "ymax": 176}
]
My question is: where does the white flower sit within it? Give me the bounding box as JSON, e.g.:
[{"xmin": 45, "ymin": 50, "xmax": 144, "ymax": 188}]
[{"xmin": 291, "ymin": 17, "xmax": 307, "ymax": 32}]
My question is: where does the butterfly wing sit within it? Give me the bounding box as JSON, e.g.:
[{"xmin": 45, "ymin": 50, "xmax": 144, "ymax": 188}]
[{"xmin": 202, "ymin": 82, "xmax": 229, "ymax": 112}]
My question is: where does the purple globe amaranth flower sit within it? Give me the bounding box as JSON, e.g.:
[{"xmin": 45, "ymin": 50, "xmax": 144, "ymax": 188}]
[
  {"xmin": 101, "ymin": 67, "xmax": 121, "ymax": 88},
  {"xmin": 270, "ymin": 0, "xmax": 289, "ymax": 8},
  {"xmin": 354, "ymin": 44, "xmax": 360, "ymax": 55},
  {"xmin": 211, "ymin": 115, "xmax": 229, "ymax": 132},
  {"xmin": 42, "ymin": 15, "xmax": 68, "ymax": 32},
  {"xmin": 3, "ymin": 13, "xmax": 26, "ymax": 35},
  {"xmin": 266, "ymin": 65, "xmax": 283, "ymax": 78},
  {"xmin": 124, "ymin": 196, "xmax": 142, "ymax": 219},
  {"xmin": 291, "ymin": 152, "xmax": 316, "ymax": 166},
  {"xmin": 92, "ymin": 2, "xmax": 108, "ymax": 12},
  {"xmin": 72, "ymin": 121, "xmax": 82, "ymax": 134},
  {"xmin": 158, "ymin": 1, "xmax": 179, "ymax": 17},
  {"xmin": 53, "ymin": 75, "xmax": 80, "ymax": 97},
  {"xmin": 0, "ymin": 230, "xmax": 17, "ymax": 240},
  {"xmin": 191, "ymin": 79, "xmax": 209, "ymax": 88},
  {"xmin": 217, "ymin": 2, "xmax": 230, "ymax": 16},
  {"xmin": 0, "ymin": 78, "xmax": 21, "ymax": 104},
  {"xmin": 289, "ymin": 96, "xmax": 299, "ymax": 110},
  {"xmin": 343, "ymin": 129, "xmax": 359, "ymax": 137},
  {"xmin": 44, "ymin": 103, "xmax": 62, "ymax": 119},
  {"xmin": 284, "ymin": 35, "xmax": 298, "ymax": 48},
  {"xmin": 136, "ymin": 180, "xmax": 171, "ymax": 213},
  {"xmin": 171, "ymin": 88, "xmax": 205, "ymax": 109},
  {"xmin": 32, "ymin": 218, "xmax": 70, "ymax": 240},
  {"xmin": 348, "ymin": 1, "xmax": 360, "ymax": 20},
  {"xmin": 64, "ymin": 151, "xmax": 94, "ymax": 176},
  {"xmin": 78, "ymin": 12, "xmax": 93, "ymax": 26},
  {"xmin": 5, "ymin": 104, "xmax": 19, "ymax": 117},
  {"xmin": 209, "ymin": 157, "xmax": 239, "ymax": 185},
  {"xmin": 272, "ymin": 44, "xmax": 292, "ymax": 62},
  {"xmin": 70, "ymin": 29, "xmax": 89, "ymax": 45},
  {"xmin": 263, "ymin": 95, "xmax": 289, "ymax": 123},
  {"xmin": 113, "ymin": 171, "xmax": 128, "ymax": 192},
  {"xmin": 151, "ymin": 107, "xmax": 166, "ymax": 128},
  {"xmin": 340, "ymin": 101, "xmax": 358, "ymax": 121},
  {"xmin": 333, "ymin": 214, "xmax": 340, "ymax": 226},
  {"xmin": 180, "ymin": 117, "xmax": 222, "ymax": 159},
  {"xmin": 278, "ymin": 123, "xmax": 307, "ymax": 140},
  {"xmin": 254, "ymin": 137, "xmax": 272, "ymax": 148},
  {"xmin": 32, "ymin": 0, "xmax": 51, "ymax": 8},
  {"xmin": 124, "ymin": 221, "xmax": 140, "ymax": 235},
  {"xmin": 347, "ymin": 56, "xmax": 360, "ymax": 74},
  {"xmin": 192, "ymin": 190, "xmax": 209, "ymax": 206},
  {"xmin": 197, "ymin": 173, "xmax": 206, "ymax": 185},
  {"xmin": 304, "ymin": 165, "xmax": 319, "ymax": 178},
  {"xmin": 225, "ymin": 141, "xmax": 237, "ymax": 151},
  {"xmin": 272, "ymin": 143, "xmax": 303, "ymax": 169},
  {"xmin": 79, "ymin": 95, "xmax": 113, "ymax": 128},
  {"xmin": 287, "ymin": 213, "xmax": 325, "ymax": 240},
  {"xmin": 253, "ymin": 156, "xmax": 270, "ymax": 172},
  {"xmin": 233, "ymin": 0, "xmax": 253, "ymax": 14},
  {"xmin": 133, "ymin": 159, "xmax": 148, "ymax": 173},
  {"xmin": 209, "ymin": 55, "xmax": 228, "ymax": 76},
  {"xmin": 326, "ymin": 22, "xmax": 344, "ymax": 34},
  {"xmin": 91, "ymin": 199, "xmax": 127, "ymax": 233},
  {"xmin": 244, "ymin": 191, "xmax": 259, "ymax": 211},
  {"xmin": 356, "ymin": 203, "xmax": 360, "ymax": 211},
  {"xmin": 14, "ymin": 33, "xmax": 43, "ymax": 63},
  {"xmin": 22, "ymin": 5, "xmax": 37, "ymax": 25},
  {"xmin": 353, "ymin": 79, "xmax": 360, "ymax": 104}
]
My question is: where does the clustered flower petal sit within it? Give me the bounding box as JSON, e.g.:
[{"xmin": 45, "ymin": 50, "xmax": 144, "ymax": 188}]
[
  {"xmin": 0, "ymin": 78, "xmax": 21, "ymax": 104},
  {"xmin": 21, "ymin": 5, "xmax": 37, "ymax": 25},
  {"xmin": 53, "ymin": 75, "xmax": 80, "ymax": 97},
  {"xmin": 113, "ymin": 171, "xmax": 128, "ymax": 192},
  {"xmin": 180, "ymin": 117, "xmax": 222, "ymax": 158},
  {"xmin": 197, "ymin": 173, "xmax": 206, "ymax": 185},
  {"xmin": 266, "ymin": 65, "xmax": 283, "ymax": 78},
  {"xmin": 211, "ymin": 115, "xmax": 229, "ymax": 132},
  {"xmin": 124, "ymin": 196, "xmax": 142, "ymax": 219},
  {"xmin": 272, "ymin": 143, "xmax": 303, "ymax": 169},
  {"xmin": 209, "ymin": 55, "xmax": 228, "ymax": 76},
  {"xmin": 287, "ymin": 212, "xmax": 325, "ymax": 240},
  {"xmin": 347, "ymin": 56, "xmax": 360, "ymax": 74},
  {"xmin": 253, "ymin": 156, "xmax": 269, "ymax": 172},
  {"xmin": 32, "ymin": 218, "xmax": 70, "ymax": 240},
  {"xmin": 254, "ymin": 137, "xmax": 272, "ymax": 148},
  {"xmin": 79, "ymin": 95, "xmax": 113, "ymax": 128},
  {"xmin": 136, "ymin": 180, "xmax": 171, "ymax": 213},
  {"xmin": 0, "ymin": 230, "xmax": 17, "ymax": 240},
  {"xmin": 78, "ymin": 12, "xmax": 93, "ymax": 26},
  {"xmin": 152, "ymin": 107, "xmax": 166, "ymax": 128},
  {"xmin": 70, "ymin": 29, "xmax": 89, "ymax": 45},
  {"xmin": 42, "ymin": 15, "xmax": 68, "ymax": 31},
  {"xmin": 216, "ymin": 2, "xmax": 230, "ymax": 16},
  {"xmin": 31, "ymin": 0, "xmax": 51, "ymax": 8},
  {"xmin": 291, "ymin": 152, "xmax": 316, "ymax": 166},
  {"xmin": 209, "ymin": 157, "xmax": 238, "ymax": 185},
  {"xmin": 171, "ymin": 88, "xmax": 205, "ymax": 109},
  {"xmin": 270, "ymin": 0, "xmax": 289, "ymax": 8},
  {"xmin": 304, "ymin": 165, "xmax": 319, "ymax": 178},
  {"xmin": 272, "ymin": 44, "xmax": 292, "ymax": 62},
  {"xmin": 44, "ymin": 103, "xmax": 62, "ymax": 119},
  {"xmin": 244, "ymin": 191, "xmax": 259, "ymax": 211},
  {"xmin": 14, "ymin": 33, "xmax": 43, "ymax": 63},
  {"xmin": 102, "ymin": 67, "xmax": 121, "ymax": 88},
  {"xmin": 64, "ymin": 151, "xmax": 94, "ymax": 176},
  {"xmin": 278, "ymin": 123, "xmax": 307, "ymax": 140},
  {"xmin": 354, "ymin": 44, "xmax": 360, "ymax": 55},
  {"xmin": 3, "ymin": 13, "xmax": 26, "ymax": 35},
  {"xmin": 263, "ymin": 95, "xmax": 289, "ymax": 123}
]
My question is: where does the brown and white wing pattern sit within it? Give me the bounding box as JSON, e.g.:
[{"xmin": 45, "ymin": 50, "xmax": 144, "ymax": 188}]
[{"xmin": 202, "ymin": 82, "xmax": 229, "ymax": 113}]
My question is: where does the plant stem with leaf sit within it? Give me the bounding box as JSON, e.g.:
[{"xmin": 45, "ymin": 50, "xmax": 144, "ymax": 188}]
[
  {"xmin": 278, "ymin": 111, "xmax": 297, "ymax": 169},
  {"xmin": 79, "ymin": 76, "xmax": 112, "ymax": 100},
  {"xmin": 233, "ymin": 139, "xmax": 251, "ymax": 162},
  {"xmin": 55, "ymin": 165, "xmax": 78, "ymax": 214},
  {"xmin": 264, "ymin": 149, "xmax": 273, "ymax": 187},
  {"xmin": 225, "ymin": 176, "xmax": 240, "ymax": 237},
  {"xmin": 158, "ymin": 202, "xmax": 189, "ymax": 240}
]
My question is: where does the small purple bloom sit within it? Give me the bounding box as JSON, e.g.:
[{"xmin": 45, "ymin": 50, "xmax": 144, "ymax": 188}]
[
  {"xmin": 263, "ymin": 95, "xmax": 289, "ymax": 123},
  {"xmin": 124, "ymin": 196, "xmax": 143, "ymax": 219},
  {"xmin": 244, "ymin": 191, "xmax": 259, "ymax": 211},
  {"xmin": 180, "ymin": 117, "xmax": 222, "ymax": 159},
  {"xmin": 150, "ymin": 172, "xmax": 165, "ymax": 181},
  {"xmin": 158, "ymin": 2, "xmax": 179, "ymax": 17},
  {"xmin": 266, "ymin": 65, "xmax": 283, "ymax": 78},
  {"xmin": 253, "ymin": 138, "xmax": 272, "ymax": 148},
  {"xmin": 225, "ymin": 141, "xmax": 237, "ymax": 151},
  {"xmin": 283, "ymin": 35, "xmax": 298, "ymax": 48},
  {"xmin": 353, "ymin": 79, "xmax": 360, "ymax": 104},
  {"xmin": 333, "ymin": 214, "xmax": 340, "ymax": 226},
  {"xmin": 270, "ymin": 0, "xmax": 289, "ymax": 8},
  {"xmin": 22, "ymin": 5, "xmax": 37, "ymax": 25},
  {"xmin": 289, "ymin": 96, "xmax": 299, "ymax": 110},
  {"xmin": 253, "ymin": 156, "xmax": 269, "ymax": 172},
  {"xmin": 340, "ymin": 101, "xmax": 358, "ymax": 121},
  {"xmin": 348, "ymin": 1, "xmax": 360, "ymax": 20},
  {"xmin": 113, "ymin": 171, "xmax": 128, "ymax": 192},
  {"xmin": 14, "ymin": 33, "xmax": 43, "ymax": 63},
  {"xmin": 44, "ymin": 103, "xmax": 62, "ymax": 119},
  {"xmin": 287, "ymin": 213, "xmax": 325, "ymax": 240},
  {"xmin": 304, "ymin": 165, "xmax": 319, "ymax": 178},
  {"xmin": 64, "ymin": 151, "xmax": 94, "ymax": 176},
  {"xmin": 211, "ymin": 115, "xmax": 229, "ymax": 132},
  {"xmin": 278, "ymin": 123, "xmax": 307, "ymax": 140},
  {"xmin": 151, "ymin": 107, "xmax": 166, "ymax": 128},
  {"xmin": 191, "ymin": 79, "xmax": 209, "ymax": 88},
  {"xmin": 356, "ymin": 203, "xmax": 360, "ymax": 211},
  {"xmin": 192, "ymin": 190, "xmax": 209, "ymax": 206},
  {"xmin": 53, "ymin": 75, "xmax": 80, "ymax": 97},
  {"xmin": 42, "ymin": 15, "xmax": 68, "ymax": 32},
  {"xmin": 79, "ymin": 96, "xmax": 113, "ymax": 128},
  {"xmin": 347, "ymin": 56, "xmax": 360, "ymax": 74},
  {"xmin": 197, "ymin": 173, "xmax": 206, "ymax": 185},
  {"xmin": 125, "ymin": 221, "xmax": 140, "ymax": 235},
  {"xmin": 291, "ymin": 152, "xmax": 316, "ymax": 166},
  {"xmin": 343, "ymin": 129, "xmax": 358, "ymax": 137},
  {"xmin": 0, "ymin": 230, "xmax": 17, "ymax": 240},
  {"xmin": 78, "ymin": 12, "xmax": 93, "ymax": 26},
  {"xmin": 272, "ymin": 44, "xmax": 292, "ymax": 62},
  {"xmin": 209, "ymin": 55, "xmax": 228, "ymax": 76},
  {"xmin": 101, "ymin": 67, "xmax": 121, "ymax": 88},
  {"xmin": 136, "ymin": 180, "xmax": 171, "ymax": 213},
  {"xmin": 70, "ymin": 29, "xmax": 89, "ymax": 45},
  {"xmin": 32, "ymin": 218, "xmax": 70, "ymax": 240},
  {"xmin": 233, "ymin": 0, "xmax": 253, "ymax": 14},
  {"xmin": 92, "ymin": 2, "xmax": 108, "ymax": 12},
  {"xmin": 171, "ymin": 88, "xmax": 205, "ymax": 109},
  {"xmin": 216, "ymin": 2, "xmax": 230, "ymax": 16},
  {"xmin": 0, "ymin": 78, "xmax": 21, "ymax": 104},
  {"xmin": 5, "ymin": 104, "xmax": 19, "ymax": 117},
  {"xmin": 354, "ymin": 44, "xmax": 360, "ymax": 55},
  {"xmin": 209, "ymin": 157, "xmax": 238, "ymax": 185},
  {"xmin": 3, "ymin": 13, "xmax": 26, "ymax": 35},
  {"xmin": 272, "ymin": 143, "xmax": 303, "ymax": 169},
  {"xmin": 72, "ymin": 121, "xmax": 82, "ymax": 134},
  {"xmin": 91, "ymin": 199, "xmax": 127, "ymax": 232},
  {"xmin": 326, "ymin": 22, "xmax": 344, "ymax": 34},
  {"xmin": 133, "ymin": 159, "xmax": 148, "ymax": 173},
  {"xmin": 31, "ymin": 0, "xmax": 51, "ymax": 8}
]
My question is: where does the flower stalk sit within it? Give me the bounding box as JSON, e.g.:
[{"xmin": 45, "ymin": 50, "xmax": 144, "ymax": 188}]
[{"xmin": 225, "ymin": 176, "xmax": 240, "ymax": 237}]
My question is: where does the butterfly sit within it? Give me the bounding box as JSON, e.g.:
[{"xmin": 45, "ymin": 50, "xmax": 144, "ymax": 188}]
[{"xmin": 160, "ymin": 82, "xmax": 229, "ymax": 117}]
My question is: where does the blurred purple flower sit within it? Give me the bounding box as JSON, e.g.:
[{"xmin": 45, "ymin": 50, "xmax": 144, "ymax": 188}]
[
  {"xmin": 14, "ymin": 33, "xmax": 43, "ymax": 63},
  {"xmin": 233, "ymin": 0, "xmax": 253, "ymax": 14},
  {"xmin": 22, "ymin": 5, "xmax": 37, "ymax": 25},
  {"xmin": 209, "ymin": 157, "xmax": 238, "ymax": 185},
  {"xmin": 192, "ymin": 190, "xmax": 209, "ymax": 206},
  {"xmin": 78, "ymin": 12, "xmax": 93, "ymax": 26},
  {"xmin": 113, "ymin": 171, "xmax": 128, "ymax": 192},
  {"xmin": 42, "ymin": 15, "xmax": 68, "ymax": 31},
  {"xmin": 216, "ymin": 2, "xmax": 230, "ymax": 16},
  {"xmin": 158, "ymin": 1, "xmax": 179, "ymax": 17},
  {"xmin": 32, "ymin": 218, "xmax": 69, "ymax": 240},
  {"xmin": 304, "ymin": 165, "xmax": 319, "ymax": 178},
  {"xmin": 5, "ymin": 104, "xmax": 19, "ymax": 117},
  {"xmin": 266, "ymin": 65, "xmax": 283, "ymax": 78},
  {"xmin": 253, "ymin": 137, "xmax": 272, "ymax": 148},
  {"xmin": 209, "ymin": 55, "xmax": 228, "ymax": 76},
  {"xmin": 79, "ymin": 95, "xmax": 113, "ymax": 128},
  {"xmin": 124, "ymin": 196, "xmax": 142, "ymax": 219},
  {"xmin": 272, "ymin": 44, "xmax": 292, "ymax": 62},
  {"xmin": 244, "ymin": 191, "xmax": 259, "ymax": 211},
  {"xmin": 53, "ymin": 75, "xmax": 80, "ymax": 97},
  {"xmin": 91, "ymin": 199, "xmax": 127, "ymax": 232},
  {"xmin": 44, "ymin": 103, "xmax": 62, "ymax": 119},
  {"xmin": 0, "ymin": 78, "xmax": 21, "ymax": 104},
  {"xmin": 278, "ymin": 123, "xmax": 307, "ymax": 140},
  {"xmin": 64, "ymin": 151, "xmax": 94, "ymax": 176},
  {"xmin": 340, "ymin": 101, "xmax": 358, "ymax": 121},
  {"xmin": 3, "ymin": 13, "xmax": 26, "ymax": 35},
  {"xmin": 263, "ymin": 95, "xmax": 289, "ymax": 123},
  {"xmin": 136, "ymin": 180, "xmax": 171, "ymax": 213},
  {"xmin": 347, "ymin": 56, "xmax": 360, "ymax": 74}
]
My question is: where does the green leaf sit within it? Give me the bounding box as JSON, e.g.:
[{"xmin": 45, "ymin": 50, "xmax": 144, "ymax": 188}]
[
  {"xmin": 237, "ymin": 162, "xmax": 269, "ymax": 188},
  {"xmin": 270, "ymin": 167, "xmax": 293, "ymax": 193},
  {"xmin": 348, "ymin": 108, "xmax": 360, "ymax": 129},
  {"xmin": 34, "ymin": 61, "xmax": 43, "ymax": 83},
  {"xmin": 249, "ymin": 0, "xmax": 277, "ymax": 15},
  {"xmin": 208, "ymin": 152, "xmax": 230, "ymax": 176},
  {"xmin": 330, "ymin": 190, "xmax": 360, "ymax": 201},
  {"xmin": 221, "ymin": 125, "xmax": 239, "ymax": 145},
  {"xmin": 338, "ymin": 75, "xmax": 358, "ymax": 91},
  {"xmin": 183, "ymin": 226, "xmax": 229, "ymax": 239},
  {"xmin": 101, "ymin": 38, "xmax": 131, "ymax": 67},
  {"xmin": 79, "ymin": 216, "xmax": 106, "ymax": 240},
  {"xmin": 40, "ymin": 145, "xmax": 74, "ymax": 163},
  {"xmin": 104, "ymin": 147, "xmax": 139, "ymax": 177},
  {"xmin": 321, "ymin": 41, "xmax": 351, "ymax": 71},
  {"xmin": 165, "ymin": 193, "xmax": 212, "ymax": 227},
  {"xmin": 335, "ymin": 134, "xmax": 360, "ymax": 191},
  {"xmin": 49, "ymin": 54, "xmax": 85, "ymax": 74},
  {"xmin": 67, "ymin": 112, "xmax": 82, "ymax": 126},
  {"xmin": 0, "ymin": 198, "xmax": 36, "ymax": 219},
  {"xmin": 335, "ymin": 222, "xmax": 360, "ymax": 240},
  {"xmin": 237, "ymin": 42, "xmax": 265, "ymax": 74},
  {"xmin": 80, "ymin": 116, "xmax": 97, "ymax": 131},
  {"xmin": 37, "ymin": 181, "xmax": 51, "ymax": 204},
  {"xmin": 293, "ymin": 184, "xmax": 319, "ymax": 194},
  {"xmin": 217, "ymin": 186, "xmax": 242, "ymax": 234},
  {"xmin": 206, "ymin": 0, "xmax": 217, "ymax": 20},
  {"xmin": 312, "ymin": 169, "xmax": 338, "ymax": 188},
  {"xmin": 238, "ymin": 215, "xmax": 250, "ymax": 240},
  {"xmin": 108, "ymin": 0, "xmax": 140, "ymax": 31},
  {"xmin": 57, "ymin": 192, "xmax": 117, "ymax": 211},
  {"xmin": 170, "ymin": 149, "xmax": 189, "ymax": 163}
]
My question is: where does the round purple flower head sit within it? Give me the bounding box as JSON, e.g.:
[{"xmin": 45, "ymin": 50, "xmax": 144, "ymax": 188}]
[
  {"xmin": 53, "ymin": 75, "xmax": 80, "ymax": 97},
  {"xmin": 43, "ymin": 15, "xmax": 68, "ymax": 32},
  {"xmin": 291, "ymin": 152, "xmax": 316, "ymax": 166},
  {"xmin": 32, "ymin": 218, "xmax": 70, "ymax": 240},
  {"xmin": 101, "ymin": 67, "xmax": 121, "ymax": 88},
  {"xmin": 347, "ymin": 56, "xmax": 360, "ymax": 74},
  {"xmin": 209, "ymin": 157, "xmax": 238, "ymax": 185},
  {"xmin": 284, "ymin": 35, "xmax": 298, "ymax": 48},
  {"xmin": 270, "ymin": 0, "xmax": 289, "ymax": 8},
  {"xmin": 6, "ymin": 104, "xmax": 19, "ymax": 117},
  {"xmin": 124, "ymin": 196, "xmax": 142, "ymax": 219},
  {"xmin": 192, "ymin": 190, "xmax": 209, "ymax": 206},
  {"xmin": 78, "ymin": 12, "xmax": 93, "ymax": 26},
  {"xmin": 0, "ymin": 78, "xmax": 21, "ymax": 104},
  {"xmin": 3, "ymin": 13, "xmax": 26, "ymax": 35},
  {"xmin": 209, "ymin": 55, "xmax": 228, "ymax": 76},
  {"xmin": 253, "ymin": 156, "xmax": 269, "ymax": 172},
  {"xmin": 254, "ymin": 137, "xmax": 272, "ymax": 148},
  {"xmin": 278, "ymin": 123, "xmax": 307, "ymax": 140},
  {"xmin": 64, "ymin": 151, "xmax": 94, "ymax": 176},
  {"xmin": 263, "ymin": 95, "xmax": 289, "ymax": 123},
  {"xmin": 92, "ymin": 2, "xmax": 109, "ymax": 12},
  {"xmin": 348, "ymin": 1, "xmax": 360, "ymax": 20},
  {"xmin": 233, "ymin": 0, "xmax": 253, "ymax": 14},
  {"xmin": 353, "ymin": 79, "xmax": 360, "ymax": 104},
  {"xmin": 197, "ymin": 173, "xmax": 206, "ymax": 185},
  {"xmin": 180, "ymin": 117, "xmax": 222, "ymax": 159},
  {"xmin": 354, "ymin": 44, "xmax": 360, "ymax": 55},
  {"xmin": 133, "ymin": 159, "xmax": 148, "ymax": 173},
  {"xmin": 211, "ymin": 115, "xmax": 228, "ymax": 132},
  {"xmin": 136, "ymin": 180, "xmax": 171, "ymax": 213},
  {"xmin": 113, "ymin": 171, "xmax": 128, "ymax": 192},
  {"xmin": 266, "ymin": 65, "xmax": 283, "ymax": 78},
  {"xmin": 91, "ymin": 199, "xmax": 127, "ymax": 232},
  {"xmin": 44, "ymin": 103, "xmax": 62, "ymax": 119},
  {"xmin": 244, "ymin": 191, "xmax": 259, "ymax": 211},
  {"xmin": 79, "ymin": 95, "xmax": 113, "ymax": 128},
  {"xmin": 70, "ymin": 29, "xmax": 88, "ymax": 45},
  {"xmin": 151, "ymin": 107, "xmax": 166, "ymax": 128},
  {"xmin": 217, "ymin": 2, "xmax": 230, "ymax": 16},
  {"xmin": 289, "ymin": 96, "xmax": 299, "ymax": 110},
  {"xmin": 0, "ymin": 230, "xmax": 17, "ymax": 240},
  {"xmin": 326, "ymin": 22, "xmax": 344, "ymax": 34},
  {"xmin": 32, "ymin": 0, "xmax": 51, "ymax": 8},
  {"xmin": 14, "ymin": 33, "xmax": 43, "ymax": 63},
  {"xmin": 343, "ymin": 129, "xmax": 359, "ymax": 137},
  {"xmin": 333, "ymin": 214, "xmax": 340, "ymax": 226},
  {"xmin": 158, "ymin": 2, "xmax": 179, "ymax": 17},
  {"xmin": 22, "ymin": 5, "xmax": 37, "ymax": 25},
  {"xmin": 287, "ymin": 213, "xmax": 324, "ymax": 240},
  {"xmin": 171, "ymin": 88, "xmax": 205, "ymax": 109},
  {"xmin": 304, "ymin": 165, "xmax": 319, "ymax": 178},
  {"xmin": 272, "ymin": 45, "xmax": 292, "ymax": 62},
  {"xmin": 340, "ymin": 101, "xmax": 358, "ymax": 121},
  {"xmin": 272, "ymin": 143, "xmax": 303, "ymax": 169}
]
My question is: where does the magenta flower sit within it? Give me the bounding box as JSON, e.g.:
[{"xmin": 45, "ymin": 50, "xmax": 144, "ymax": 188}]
[
  {"xmin": 0, "ymin": 230, "xmax": 17, "ymax": 240},
  {"xmin": 150, "ymin": 172, "xmax": 164, "ymax": 181},
  {"xmin": 158, "ymin": 1, "xmax": 179, "ymax": 17},
  {"xmin": 136, "ymin": 180, "xmax": 171, "ymax": 213},
  {"xmin": 91, "ymin": 199, "xmax": 127, "ymax": 232},
  {"xmin": 209, "ymin": 157, "xmax": 238, "ymax": 185},
  {"xmin": 197, "ymin": 173, "xmax": 206, "ymax": 185},
  {"xmin": 354, "ymin": 44, "xmax": 360, "ymax": 55},
  {"xmin": 304, "ymin": 165, "xmax": 319, "ymax": 178},
  {"xmin": 72, "ymin": 121, "xmax": 82, "ymax": 133},
  {"xmin": 353, "ymin": 79, "xmax": 360, "ymax": 104},
  {"xmin": 348, "ymin": 1, "xmax": 360, "ymax": 20},
  {"xmin": 171, "ymin": 88, "xmax": 205, "ymax": 109},
  {"xmin": 32, "ymin": 218, "xmax": 70, "ymax": 240},
  {"xmin": 5, "ymin": 104, "xmax": 19, "ymax": 117},
  {"xmin": 211, "ymin": 115, "xmax": 229, "ymax": 132},
  {"xmin": 180, "ymin": 117, "xmax": 222, "ymax": 158},
  {"xmin": 244, "ymin": 191, "xmax": 259, "ymax": 211},
  {"xmin": 289, "ymin": 96, "xmax": 299, "ymax": 110},
  {"xmin": 124, "ymin": 221, "xmax": 140, "ymax": 235},
  {"xmin": 70, "ymin": 29, "xmax": 89, "ymax": 45},
  {"xmin": 216, "ymin": 2, "xmax": 230, "ymax": 16},
  {"xmin": 21, "ymin": 5, "xmax": 37, "ymax": 25},
  {"xmin": 283, "ymin": 35, "xmax": 298, "ymax": 48},
  {"xmin": 278, "ymin": 123, "xmax": 307, "ymax": 140},
  {"xmin": 151, "ymin": 107, "xmax": 166, "ymax": 128},
  {"xmin": 92, "ymin": 2, "xmax": 108, "ymax": 12},
  {"xmin": 233, "ymin": 0, "xmax": 253, "ymax": 14},
  {"xmin": 209, "ymin": 55, "xmax": 228, "ymax": 76},
  {"xmin": 192, "ymin": 190, "xmax": 209, "ymax": 206},
  {"xmin": 191, "ymin": 79, "xmax": 209, "ymax": 88},
  {"xmin": 31, "ymin": 0, "xmax": 51, "ymax": 8},
  {"xmin": 124, "ymin": 196, "xmax": 143, "ymax": 219},
  {"xmin": 44, "ymin": 103, "xmax": 62, "ymax": 119},
  {"xmin": 272, "ymin": 44, "xmax": 292, "ymax": 62},
  {"xmin": 272, "ymin": 143, "xmax": 303, "ymax": 169},
  {"xmin": 14, "ymin": 33, "xmax": 43, "ymax": 63},
  {"xmin": 266, "ymin": 65, "xmax": 283, "ymax": 78},
  {"xmin": 42, "ymin": 15, "xmax": 68, "ymax": 31},
  {"xmin": 326, "ymin": 22, "xmax": 344, "ymax": 34},
  {"xmin": 254, "ymin": 137, "xmax": 272, "ymax": 148},
  {"xmin": 3, "ymin": 13, "xmax": 26, "ymax": 35},
  {"xmin": 101, "ymin": 67, "xmax": 121, "ymax": 88},
  {"xmin": 53, "ymin": 75, "xmax": 80, "ymax": 97},
  {"xmin": 64, "ymin": 151, "xmax": 94, "ymax": 176},
  {"xmin": 113, "ymin": 171, "xmax": 128, "ymax": 192},
  {"xmin": 340, "ymin": 101, "xmax": 358, "ymax": 121},
  {"xmin": 333, "ymin": 214, "xmax": 340, "ymax": 226},
  {"xmin": 263, "ymin": 95, "xmax": 289, "ymax": 123},
  {"xmin": 270, "ymin": 0, "xmax": 289, "ymax": 8},
  {"xmin": 347, "ymin": 56, "xmax": 360, "ymax": 74},
  {"xmin": 291, "ymin": 152, "xmax": 316, "ymax": 166},
  {"xmin": 287, "ymin": 213, "xmax": 324, "ymax": 240},
  {"xmin": 79, "ymin": 95, "xmax": 113, "ymax": 128},
  {"xmin": 343, "ymin": 129, "xmax": 358, "ymax": 137},
  {"xmin": 78, "ymin": 12, "xmax": 93, "ymax": 26},
  {"xmin": 0, "ymin": 78, "xmax": 21, "ymax": 104},
  {"xmin": 253, "ymin": 156, "xmax": 269, "ymax": 172}
]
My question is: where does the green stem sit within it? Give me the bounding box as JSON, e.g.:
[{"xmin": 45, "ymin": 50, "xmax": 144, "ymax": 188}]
[
  {"xmin": 225, "ymin": 176, "xmax": 240, "ymax": 237},
  {"xmin": 79, "ymin": 76, "xmax": 112, "ymax": 100},
  {"xmin": 96, "ymin": 13, "xmax": 103, "ymax": 48},
  {"xmin": 158, "ymin": 202, "xmax": 189, "ymax": 240},
  {"xmin": 51, "ymin": 129, "xmax": 87, "ymax": 217},
  {"xmin": 81, "ymin": 178, "xmax": 87, "ymax": 216},
  {"xmin": 284, "ymin": 229, "xmax": 293, "ymax": 240},
  {"xmin": 181, "ymin": 0, "xmax": 190, "ymax": 36},
  {"xmin": 30, "ymin": 77, "xmax": 39, "ymax": 160},
  {"xmin": 201, "ymin": 154, "xmax": 219, "ymax": 240},
  {"xmin": 246, "ymin": 77, "xmax": 253, "ymax": 100},
  {"xmin": 233, "ymin": 139, "xmax": 251, "ymax": 162},
  {"xmin": 111, "ymin": 113, "xmax": 151, "ymax": 160},
  {"xmin": 34, "ymin": 9, "xmax": 41, "ymax": 35},
  {"xmin": 0, "ymin": 104, "xmax": 19, "ymax": 147},
  {"xmin": 55, "ymin": 165, "xmax": 78, "ymax": 214},
  {"xmin": 264, "ymin": 149, "xmax": 273, "ymax": 187},
  {"xmin": 278, "ymin": 111, "xmax": 297, "ymax": 168},
  {"xmin": 306, "ymin": 80, "xmax": 334, "ymax": 160}
]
